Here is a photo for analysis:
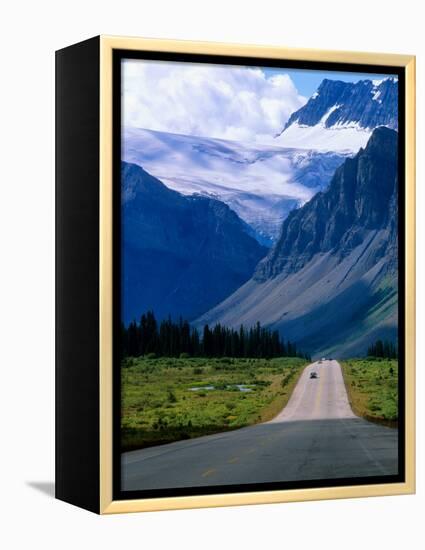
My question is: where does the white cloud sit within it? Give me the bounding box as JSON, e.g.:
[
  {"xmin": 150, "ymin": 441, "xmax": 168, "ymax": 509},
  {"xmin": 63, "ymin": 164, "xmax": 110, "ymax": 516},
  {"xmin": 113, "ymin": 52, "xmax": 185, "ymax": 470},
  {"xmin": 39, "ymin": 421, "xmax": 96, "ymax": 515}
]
[{"xmin": 122, "ymin": 59, "xmax": 306, "ymax": 143}]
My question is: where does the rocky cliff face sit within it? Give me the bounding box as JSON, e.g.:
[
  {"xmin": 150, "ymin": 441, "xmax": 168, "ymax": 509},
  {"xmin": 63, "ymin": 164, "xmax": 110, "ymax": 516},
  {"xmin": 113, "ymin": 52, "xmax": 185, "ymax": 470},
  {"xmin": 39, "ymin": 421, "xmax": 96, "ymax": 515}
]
[
  {"xmin": 121, "ymin": 161, "xmax": 267, "ymax": 324},
  {"xmin": 197, "ymin": 128, "xmax": 399, "ymax": 357}
]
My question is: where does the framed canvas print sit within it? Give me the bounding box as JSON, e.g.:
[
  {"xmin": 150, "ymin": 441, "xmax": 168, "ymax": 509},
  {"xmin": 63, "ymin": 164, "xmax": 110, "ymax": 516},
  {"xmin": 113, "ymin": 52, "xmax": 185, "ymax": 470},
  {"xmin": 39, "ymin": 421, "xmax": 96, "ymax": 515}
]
[{"xmin": 55, "ymin": 36, "xmax": 415, "ymax": 514}]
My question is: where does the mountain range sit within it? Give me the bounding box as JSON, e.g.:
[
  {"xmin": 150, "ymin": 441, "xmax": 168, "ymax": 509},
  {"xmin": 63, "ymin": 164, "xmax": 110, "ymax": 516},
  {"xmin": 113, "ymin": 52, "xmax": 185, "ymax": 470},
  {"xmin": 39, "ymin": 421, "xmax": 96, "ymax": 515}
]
[
  {"xmin": 275, "ymin": 77, "xmax": 398, "ymax": 152},
  {"xmin": 121, "ymin": 161, "xmax": 267, "ymax": 324},
  {"xmin": 196, "ymin": 127, "xmax": 398, "ymax": 358},
  {"xmin": 122, "ymin": 76, "xmax": 399, "ymax": 356}
]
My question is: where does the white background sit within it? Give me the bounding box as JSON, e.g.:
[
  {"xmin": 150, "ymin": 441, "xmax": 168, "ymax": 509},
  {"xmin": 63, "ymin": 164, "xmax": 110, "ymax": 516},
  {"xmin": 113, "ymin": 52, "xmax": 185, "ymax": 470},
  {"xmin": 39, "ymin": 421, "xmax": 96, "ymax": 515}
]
[{"xmin": 0, "ymin": 1, "xmax": 423, "ymax": 548}]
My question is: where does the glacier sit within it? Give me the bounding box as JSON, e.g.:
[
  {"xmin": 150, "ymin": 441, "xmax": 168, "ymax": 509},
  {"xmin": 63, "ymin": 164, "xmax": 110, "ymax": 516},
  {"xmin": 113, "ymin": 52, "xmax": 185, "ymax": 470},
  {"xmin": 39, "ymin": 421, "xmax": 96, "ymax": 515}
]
[
  {"xmin": 274, "ymin": 120, "xmax": 372, "ymax": 152},
  {"xmin": 123, "ymin": 127, "xmax": 348, "ymax": 244}
]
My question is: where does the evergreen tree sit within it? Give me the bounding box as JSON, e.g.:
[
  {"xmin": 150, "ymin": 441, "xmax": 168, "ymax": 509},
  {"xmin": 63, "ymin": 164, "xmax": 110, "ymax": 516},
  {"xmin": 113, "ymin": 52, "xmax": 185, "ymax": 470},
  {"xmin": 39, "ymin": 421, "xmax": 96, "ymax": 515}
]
[{"xmin": 367, "ymin": 339, "xmax": 398, "ymax": 359}]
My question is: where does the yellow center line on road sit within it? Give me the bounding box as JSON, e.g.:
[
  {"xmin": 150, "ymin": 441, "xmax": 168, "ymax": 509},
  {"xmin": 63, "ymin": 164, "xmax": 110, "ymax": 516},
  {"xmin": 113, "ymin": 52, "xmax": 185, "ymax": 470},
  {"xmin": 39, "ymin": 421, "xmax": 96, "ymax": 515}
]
[
  {"xmin": 312, "ymin": 366, "xmax": 326, "ymax": 418},
  {"xmin": 201, "ymin": 468, "xmax": 216, "ymax": 478}
]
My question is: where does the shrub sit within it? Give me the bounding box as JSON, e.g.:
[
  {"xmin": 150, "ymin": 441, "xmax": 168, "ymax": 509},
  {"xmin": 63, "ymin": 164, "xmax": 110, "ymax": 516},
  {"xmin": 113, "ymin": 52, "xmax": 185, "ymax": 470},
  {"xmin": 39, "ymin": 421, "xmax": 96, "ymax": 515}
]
[
  {"xmin": 368, "ymin": 400, "xmax": 381, "ymax": 412},
  {"xmin": 167, "ymin": 390, "xmax": 177, "ymax": 403},
  {"xmin": 145, "ymin": 352, "xmax": 157, "ymax": 360},
  {"xmin": 179, "ymin": 352, "xmax": 190, "ymax": 359}
]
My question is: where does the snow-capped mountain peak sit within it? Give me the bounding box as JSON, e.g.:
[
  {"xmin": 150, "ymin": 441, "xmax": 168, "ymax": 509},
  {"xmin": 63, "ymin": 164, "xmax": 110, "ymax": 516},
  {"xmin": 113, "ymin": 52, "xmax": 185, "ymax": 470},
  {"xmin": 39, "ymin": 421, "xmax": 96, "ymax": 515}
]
[{"xmin": 275, "ymin": 77, "xmax": 398, "ymax": 152}]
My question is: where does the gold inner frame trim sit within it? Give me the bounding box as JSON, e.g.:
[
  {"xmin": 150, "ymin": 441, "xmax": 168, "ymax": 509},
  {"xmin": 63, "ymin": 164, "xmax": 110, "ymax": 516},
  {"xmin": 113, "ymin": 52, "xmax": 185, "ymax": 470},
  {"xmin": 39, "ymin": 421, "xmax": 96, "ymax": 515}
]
[{"xmin": 99, "ymin": 35, "xmax": 415, "ymax": 514}]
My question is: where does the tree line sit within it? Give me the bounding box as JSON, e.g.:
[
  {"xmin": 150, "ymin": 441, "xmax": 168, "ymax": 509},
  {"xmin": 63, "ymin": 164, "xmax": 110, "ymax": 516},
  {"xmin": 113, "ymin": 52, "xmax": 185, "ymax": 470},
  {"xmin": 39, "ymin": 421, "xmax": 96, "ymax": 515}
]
[
  {"xmin": 121, "ymin": 311, "xmax": 310, "ymax": 360},
  {"xmin": 367, "ymin": 339, "xmax": 398, "ymax": 359}
]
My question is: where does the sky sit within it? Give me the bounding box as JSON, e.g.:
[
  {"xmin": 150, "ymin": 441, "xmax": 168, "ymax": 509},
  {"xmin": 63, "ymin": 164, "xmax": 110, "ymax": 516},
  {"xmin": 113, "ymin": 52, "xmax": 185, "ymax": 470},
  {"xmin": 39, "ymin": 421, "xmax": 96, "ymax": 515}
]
[{"xmin": 122, "ymin": 58, "xmax": 396, "ymax": 143}]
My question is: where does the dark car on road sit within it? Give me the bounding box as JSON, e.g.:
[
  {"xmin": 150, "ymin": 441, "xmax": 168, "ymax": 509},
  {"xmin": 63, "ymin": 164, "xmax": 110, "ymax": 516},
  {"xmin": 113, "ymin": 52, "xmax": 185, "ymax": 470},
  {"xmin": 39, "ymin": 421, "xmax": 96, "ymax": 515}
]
[{"xmin": 310, "ymin": 372, "xmax": 318, "ymax": 379}]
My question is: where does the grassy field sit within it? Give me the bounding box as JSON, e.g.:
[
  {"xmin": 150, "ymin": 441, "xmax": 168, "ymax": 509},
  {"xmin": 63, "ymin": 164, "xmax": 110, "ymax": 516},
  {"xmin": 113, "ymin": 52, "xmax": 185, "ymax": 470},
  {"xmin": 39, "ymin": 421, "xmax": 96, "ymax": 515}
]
[
  {"xmin": 121, "ymin": 356, "xmax": 308, "ymax": 452},
  {"xmin": 341, "ymin": 358, "xmax": 398, "ymax": 426}
]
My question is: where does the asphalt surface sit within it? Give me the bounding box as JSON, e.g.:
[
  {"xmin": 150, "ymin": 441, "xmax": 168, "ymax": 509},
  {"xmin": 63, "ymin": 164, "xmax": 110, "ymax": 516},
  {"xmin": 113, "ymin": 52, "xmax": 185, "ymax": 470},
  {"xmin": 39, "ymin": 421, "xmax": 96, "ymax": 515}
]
[{"xmin": 121, "ymin": 360, "xmax": 398, "ymax": 491}]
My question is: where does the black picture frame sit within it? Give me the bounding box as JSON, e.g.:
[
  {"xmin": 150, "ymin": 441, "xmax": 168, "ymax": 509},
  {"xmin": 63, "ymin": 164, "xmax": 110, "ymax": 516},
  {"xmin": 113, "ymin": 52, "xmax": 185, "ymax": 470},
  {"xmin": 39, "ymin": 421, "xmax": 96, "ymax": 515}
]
[{"xmin": 112, "ymin": 49, "xmax": 406, "ymax": 502}]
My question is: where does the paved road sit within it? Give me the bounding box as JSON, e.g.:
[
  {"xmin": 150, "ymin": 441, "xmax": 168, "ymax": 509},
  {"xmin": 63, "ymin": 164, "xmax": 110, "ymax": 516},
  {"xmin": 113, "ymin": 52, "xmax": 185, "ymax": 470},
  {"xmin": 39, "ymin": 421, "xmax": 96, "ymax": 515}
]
[
  {"xmin": 122, "ymin": 360, "xmax": 398, "ymax": 491},
  {"xmin": 269, "ymin": 359, "xmax": 355, "ymax": 422}
]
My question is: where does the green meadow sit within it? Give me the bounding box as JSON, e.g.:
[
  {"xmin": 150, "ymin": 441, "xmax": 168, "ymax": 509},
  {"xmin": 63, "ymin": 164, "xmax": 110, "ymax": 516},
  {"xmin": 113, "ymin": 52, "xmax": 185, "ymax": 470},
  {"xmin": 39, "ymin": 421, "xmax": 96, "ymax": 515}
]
[
  {"xmin": 121, "ymin": 355, "xmax": 307, "ymax": 451},
  {"xmin": 341, "ymin": 358, "xmax": 398, "ymax": 425}
]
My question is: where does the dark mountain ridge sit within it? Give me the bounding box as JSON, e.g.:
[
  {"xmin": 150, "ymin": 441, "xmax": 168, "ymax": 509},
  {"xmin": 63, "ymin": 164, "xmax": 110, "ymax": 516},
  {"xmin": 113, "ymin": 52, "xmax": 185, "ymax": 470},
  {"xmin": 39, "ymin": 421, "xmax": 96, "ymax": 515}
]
[{"xmin": 121, "ymin": 161, "xmax": 267, "ymax": 324}]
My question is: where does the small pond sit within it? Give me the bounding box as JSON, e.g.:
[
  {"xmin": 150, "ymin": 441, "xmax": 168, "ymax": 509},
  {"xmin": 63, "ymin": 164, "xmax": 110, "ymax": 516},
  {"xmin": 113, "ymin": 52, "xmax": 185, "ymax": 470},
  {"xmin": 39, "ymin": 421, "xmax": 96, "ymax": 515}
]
[{"xmin": 189, "ymin": 384, "xmax": 254, "ymax": 392}]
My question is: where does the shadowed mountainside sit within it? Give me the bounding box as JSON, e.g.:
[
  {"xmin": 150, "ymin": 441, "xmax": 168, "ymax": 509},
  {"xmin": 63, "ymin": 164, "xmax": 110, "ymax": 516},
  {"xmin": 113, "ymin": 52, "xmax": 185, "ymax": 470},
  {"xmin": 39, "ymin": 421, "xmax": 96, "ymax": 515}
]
[{"xmin": 121, "ymin": 161, "xmax": 267, "ymax": 324}]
